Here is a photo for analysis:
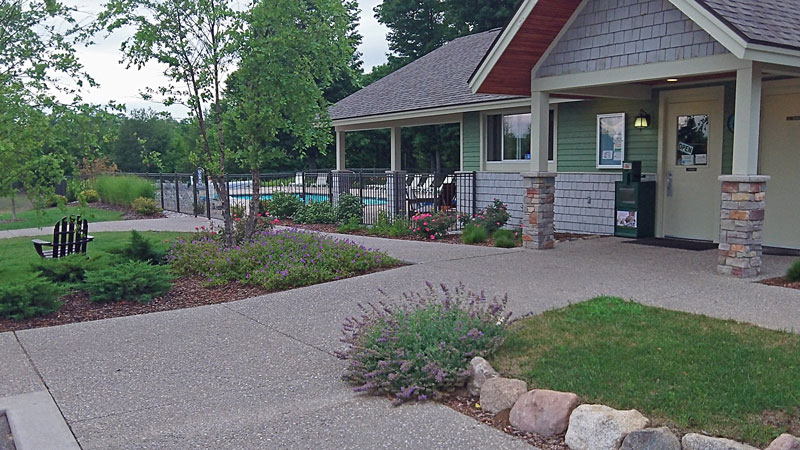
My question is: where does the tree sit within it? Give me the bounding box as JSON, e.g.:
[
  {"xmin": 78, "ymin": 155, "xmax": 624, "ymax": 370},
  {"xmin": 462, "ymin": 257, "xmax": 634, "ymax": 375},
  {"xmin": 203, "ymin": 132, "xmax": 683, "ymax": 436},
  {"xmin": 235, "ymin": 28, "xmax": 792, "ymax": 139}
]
[
  {"xmin": 225, "ymin": 0, "xmax": 356, "ymax": 239},
  {"xmin": 98, "ymin": 0, "xmax": 243, "ymax": 245},
  {"xmin": 0, "ymin": 0, "xmax": 94, "ymax": 217}
]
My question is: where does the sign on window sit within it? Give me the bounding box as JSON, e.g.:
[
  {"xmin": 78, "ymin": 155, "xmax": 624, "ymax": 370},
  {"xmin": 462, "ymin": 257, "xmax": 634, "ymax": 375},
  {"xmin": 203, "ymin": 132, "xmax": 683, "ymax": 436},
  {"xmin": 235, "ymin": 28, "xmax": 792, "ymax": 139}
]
[
  {"xmin": 676, "ymin": 114, "xmax": 709, "ymax": 166},
  {"xmin": 597, "ymin": 113, "xmax": 625, "ymax": 169}
]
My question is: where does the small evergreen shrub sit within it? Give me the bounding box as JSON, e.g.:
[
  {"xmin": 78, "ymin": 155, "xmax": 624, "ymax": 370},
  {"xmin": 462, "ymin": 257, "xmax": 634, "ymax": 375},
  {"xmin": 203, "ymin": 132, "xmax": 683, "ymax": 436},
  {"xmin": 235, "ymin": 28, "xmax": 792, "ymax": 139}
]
[
  {"xmin": 462, "ymin": 223, "xmax": 489, "ymax": 244},
  {"xmin": 0, "ymin": 275, "xmax": 64, "ymax": 320},
  {"xmin": 111, "ymin": 230, "xmax": 167, "ymax": 264},
  {"xmin": 459, "ymin": 199, "xmax": 511, "ymax": 234},
  {"xmin": 338, "ymin": 217, "xmax": 366, "ymax": 233},
  {"xmin": 369, "ymin": 211, "xmax": 411, "ymax": 237},
  {"xmin": 787, "ymin": 259, "xmax": 800, "ymax": 282},
  {"xmin": 95, "ymin": 175, "xmax": 155, "ymax": 207},
  {"xmin": 493, "ymin": 229, "xmax": 518, "ymax": 248},
  {"xmin": 33, "ymin": 254, "xmax": 104, "ymax": 284},
  {"xmin": 410, "ymin": 211, "xmax": 456, "ymax": 239},
  {"xmin": 80, "ymin": 189, "xmax": 100, "ymax": 203},
  {"xmin": 131, "ymin": 197, "xmax": 161, "ymax": 215},
  {"xmin": 84, "ymin": 260, "xmax": 172, "ymax": 303},
  {"xmin": 268, "ymin": 192, "xmax": 303, "ymax": 219},
  {"xmin": 337, "ymin": 283, "xmax": 510, "ymax": 404},
  {"xmin": 336, "ymin": 194, "xmax": 363, "ymax": 224},
  {"xmin": 294, "ymin": 201, "xmax": 337, "ymax": 224}
]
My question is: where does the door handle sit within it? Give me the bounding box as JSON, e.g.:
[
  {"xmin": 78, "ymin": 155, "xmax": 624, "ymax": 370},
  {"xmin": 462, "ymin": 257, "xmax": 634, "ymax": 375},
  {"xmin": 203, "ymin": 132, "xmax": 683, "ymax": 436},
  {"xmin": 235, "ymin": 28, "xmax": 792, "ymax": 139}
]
[{"xmin": 666, "ymin": 172, "xmax": 673, "ymax": 197}]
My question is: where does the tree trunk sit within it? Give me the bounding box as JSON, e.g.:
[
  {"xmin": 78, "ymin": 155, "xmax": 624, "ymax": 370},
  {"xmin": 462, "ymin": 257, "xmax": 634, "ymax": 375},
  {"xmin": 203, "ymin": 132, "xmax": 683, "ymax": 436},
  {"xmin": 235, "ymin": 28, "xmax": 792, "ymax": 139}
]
[
  {"xmin": 209, "ymin": 174, "xmax": 234, "ymax": 247},
  {"xmin": 244, "ymin": 168, "xmax": 261, "ymax": 240},
  {"xmin": 10, "ymin": 195, "xmax": 17, "ymax": 221}
]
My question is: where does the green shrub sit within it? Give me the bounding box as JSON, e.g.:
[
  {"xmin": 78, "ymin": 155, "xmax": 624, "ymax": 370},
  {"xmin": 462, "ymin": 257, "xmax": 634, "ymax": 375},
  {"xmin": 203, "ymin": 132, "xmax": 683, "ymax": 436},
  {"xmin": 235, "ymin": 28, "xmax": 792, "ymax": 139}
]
[
  {"xmin": 410, "ymin": 211, "xmax": 456, "ymax": 240},
  {"xmin": 258, "ymin": 199, "xmax": 271, "ymax": 215},
  {"xmin": 111, "ymin": 231, "xmax": 167, "ymax": 264},
  {"xmin": 787, "ymin": 259, "xmax": 800, "ymax": 282},
  {"xmin": 294, "ymin": 201, "xmax": 336, "ymax": 224},
  {"xmin": 338, "ymin": 217, "xmax": 366, "ymax": 233},
  {"xmin": 369, "ymin": 211, "xmax": 411, "ymax": 237},
  {"xmin": 268, "ymin": 192, "xmax": 303, "ymax": 219},
  {"xmin": 230, "ymin": 203, "xmax": 246, "ymax": 219},
  {"xmin": 84, "ymin": 260, "xmax": 172, "ymax": 303},
  {"xmin": 32, "ymin": 254, "xmax": 105, "ymax": 284},
  {"xmin": 462, "ymin": 223, "xmax": 489, "ymax": 244},
  {"xmin": 131, "ymin": 197, "xmax": 161, "ymax": 215},
  {"xmin": 336, "ymin": 194, "xmax": 363, "ymax": 224},
  {"xmin": 46, "ymin": 194, "xmax": 67, "ymax": 208},
  {"xmin": 493, "ymin": 229, "xmax": 518, "ymax": 248},
  {"xmin": 0, "ymin": 274, "xmax": 64, "ymax": 320},
  {"xmin": 95, "ymin": 175, "xmax": 156, "ymax": 207},
  {"xmin": 80, "ymin": 189, "xmax": 100, "ymax": 203},
  {"xmin": 459, "ymin": 199, "xmax": 511, "ymax": 234},
  {"xmin": 337, "ymin": 283, "xmax": 510, "ymax": 404}
]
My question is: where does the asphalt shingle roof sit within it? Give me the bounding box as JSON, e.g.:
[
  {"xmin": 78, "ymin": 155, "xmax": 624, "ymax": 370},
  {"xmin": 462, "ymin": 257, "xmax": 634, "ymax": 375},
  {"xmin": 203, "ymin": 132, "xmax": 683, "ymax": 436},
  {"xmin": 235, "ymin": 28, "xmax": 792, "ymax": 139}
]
[
  {"xmin": 696, "ymin": 0, "xmax": 800, "ymax": 50},
  {"xmin": 329, "ymin": 29, "xmax": 520, "ymax": 121}
]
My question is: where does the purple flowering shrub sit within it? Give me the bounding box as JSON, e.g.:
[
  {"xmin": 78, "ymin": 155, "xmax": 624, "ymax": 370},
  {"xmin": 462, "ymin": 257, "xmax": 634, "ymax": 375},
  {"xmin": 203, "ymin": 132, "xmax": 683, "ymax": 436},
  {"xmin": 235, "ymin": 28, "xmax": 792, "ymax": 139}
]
[
  {"xmin": 337, "ymin": 283, "xmax": 510, "ymax": 404},
  {"xmin": 168, "ymin": 229, "xmax": 397, "ymax": 290}
]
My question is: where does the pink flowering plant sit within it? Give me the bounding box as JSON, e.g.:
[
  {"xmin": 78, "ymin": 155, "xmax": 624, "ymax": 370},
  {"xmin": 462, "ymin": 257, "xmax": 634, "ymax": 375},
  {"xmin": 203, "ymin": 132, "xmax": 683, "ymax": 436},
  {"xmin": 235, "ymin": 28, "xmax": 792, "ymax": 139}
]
[
  {"xmin": 337, "ymin": 283, "xmax": 510, "ymax": 404},
  {"xmin": 409, "ymin": 211, "xmax": 456, "ymax": 239},
  {"xmin": 169, "ymin": 228, "xmax": 397, "ymax": 290},
  {"xmin": 458, "ymin": 199, "xmax": 510, "ymax": 235}
]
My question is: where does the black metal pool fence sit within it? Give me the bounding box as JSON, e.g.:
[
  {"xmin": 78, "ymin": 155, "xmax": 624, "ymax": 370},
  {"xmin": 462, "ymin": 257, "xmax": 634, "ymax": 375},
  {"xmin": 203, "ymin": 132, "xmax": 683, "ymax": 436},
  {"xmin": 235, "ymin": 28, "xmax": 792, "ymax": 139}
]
[{"xmin": 117, "ymin": 170, "xmax": 477, "ymax": 228}]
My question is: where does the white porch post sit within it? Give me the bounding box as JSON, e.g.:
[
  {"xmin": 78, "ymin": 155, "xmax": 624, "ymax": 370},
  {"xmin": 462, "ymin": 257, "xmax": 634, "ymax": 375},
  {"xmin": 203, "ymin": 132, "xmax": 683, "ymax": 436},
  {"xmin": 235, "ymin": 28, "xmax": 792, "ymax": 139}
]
[
  {"xmin": 732, "ymin": 63, "xmax": 762, "ymax": 174},
  {"xmin": 718, "ymin": 62, "xmax": 769, "ymax": 278},
  {"xmin": 390, "ymin": 126, "xmax": 402, "ymax": 171},
  {"xmin": 530, "ymin": 91, "xmax": 550, "ymax": 172},
  {"xmin": 335, "ymin": 130, "xmax": 346, "ymax": 171}
]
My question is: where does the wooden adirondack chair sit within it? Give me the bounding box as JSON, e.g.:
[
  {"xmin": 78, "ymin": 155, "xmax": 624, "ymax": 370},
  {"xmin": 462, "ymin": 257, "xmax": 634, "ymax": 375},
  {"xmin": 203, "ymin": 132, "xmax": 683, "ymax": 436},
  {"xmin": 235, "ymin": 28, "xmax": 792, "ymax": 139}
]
[{"xmin": 32, "ymin": 216, "xmax": 94, "ymax": 259}]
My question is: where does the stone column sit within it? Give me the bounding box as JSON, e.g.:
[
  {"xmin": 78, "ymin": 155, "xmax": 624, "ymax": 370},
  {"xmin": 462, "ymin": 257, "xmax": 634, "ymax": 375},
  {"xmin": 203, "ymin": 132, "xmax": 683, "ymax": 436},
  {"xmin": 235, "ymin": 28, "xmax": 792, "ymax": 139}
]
[
  {"xmin": 522, "ymin": 172, "xmax": 556, "ymax": 250},
  {"xmin": 385, "ymin": 170, "xmax": 407, "ymax": 218},
  {"xmin": 331, "ymin": 170, "xmax": 352, "ymax": 206},
  {"xmin": 717, "ymin": 175, "xmax": 769, "ymax": 277}
]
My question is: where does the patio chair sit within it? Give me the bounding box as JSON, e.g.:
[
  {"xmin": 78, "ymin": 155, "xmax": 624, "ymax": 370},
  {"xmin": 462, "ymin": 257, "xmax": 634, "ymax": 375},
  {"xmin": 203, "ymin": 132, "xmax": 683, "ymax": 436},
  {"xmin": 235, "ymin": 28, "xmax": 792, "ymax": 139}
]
[
  {"xmin": 290, "ymin": 172, "xmax": 304, "ymax": 187},
  {"xmin": 436, "ymin": 182, "xmax": 457, "ymax": 211},
  {"xmin": 406, "ymin": 185, "xmax": 437, "ymax": 217},
  {"xmin": 32, "ymin": 215, "xmax": 94, "ymax": 259},
  {"xmin": 312, "ymin": 173, "xmax": 329, "ymax": 187}
]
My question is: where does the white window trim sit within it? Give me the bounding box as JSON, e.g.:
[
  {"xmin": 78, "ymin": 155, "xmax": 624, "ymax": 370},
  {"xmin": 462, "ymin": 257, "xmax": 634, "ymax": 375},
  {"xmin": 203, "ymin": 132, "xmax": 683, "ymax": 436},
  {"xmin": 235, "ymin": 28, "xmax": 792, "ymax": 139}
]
[
  {"xmin": 596, "ymin": 112, "xmax": 626, "ymax": 169},
  {"xmin": 484, "ymin": 109, "xmax": 556, "ymax": 164}
]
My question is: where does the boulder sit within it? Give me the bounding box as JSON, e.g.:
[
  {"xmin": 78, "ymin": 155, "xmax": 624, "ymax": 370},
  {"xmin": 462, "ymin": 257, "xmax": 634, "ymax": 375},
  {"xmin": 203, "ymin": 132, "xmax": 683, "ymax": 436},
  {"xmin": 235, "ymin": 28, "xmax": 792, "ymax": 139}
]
[
  {"xmin": 681, "ymin": 433, "xmax": 759, "ymax": 450},
  {"xmin": 766, "ymin": 434, "xmax": 800, "ymax": 450},
  {"xmin": 564, "ymin": 404, "xmax": 649, "ymax": 450},
  {"xmin": 479, "ymin": 377, "xmax": 527, "ymax": 414},
  {"xmin": 620, "ymin": 427, "xmax": 680, "ymax": 450},
  {"xmin": 467, "ymin": 357, "xmax": 499, "ymax": 397},
  {"xmin": 509, "ymin": 389, "xmax": 579, "ymax": 437}
]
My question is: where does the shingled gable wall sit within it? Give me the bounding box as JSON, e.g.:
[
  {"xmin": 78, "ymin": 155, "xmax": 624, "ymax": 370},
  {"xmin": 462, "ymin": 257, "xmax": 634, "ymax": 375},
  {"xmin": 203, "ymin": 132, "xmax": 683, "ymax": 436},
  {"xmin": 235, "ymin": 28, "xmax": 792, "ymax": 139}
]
[{"xmin": 536, "ymin": 0, "xmax": 729, "ymax": 78}]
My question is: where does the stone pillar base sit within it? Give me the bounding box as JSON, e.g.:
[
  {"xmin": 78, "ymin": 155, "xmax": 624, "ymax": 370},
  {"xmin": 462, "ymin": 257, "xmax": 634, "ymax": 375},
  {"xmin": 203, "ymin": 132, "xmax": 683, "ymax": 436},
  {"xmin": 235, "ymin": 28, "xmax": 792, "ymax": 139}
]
[
  {"xmin": 521, "ymin": 172, "xmax": 556, "ymax": 250},
  {"xmin": 385, "ymin": 171, "xmax": 407, "ymax": 218},
  {"xmin": 331, "ymin": 170, "xmax": 353, "ymax": 206},
  {"xmin": 717, "ymin": 175, "xmax": 769, "ymax": 278}
]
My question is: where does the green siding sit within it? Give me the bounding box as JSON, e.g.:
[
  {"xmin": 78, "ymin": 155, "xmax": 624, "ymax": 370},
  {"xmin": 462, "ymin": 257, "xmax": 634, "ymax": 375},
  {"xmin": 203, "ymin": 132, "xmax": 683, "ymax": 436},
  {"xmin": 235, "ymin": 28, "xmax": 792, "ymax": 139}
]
[
  {"xmin": 462, "ymin": 112, "xmax": 481, "ymax": 171},
  {"xmin": 557, "ymin": 98, "xmax": 659, "ymax": 173}
]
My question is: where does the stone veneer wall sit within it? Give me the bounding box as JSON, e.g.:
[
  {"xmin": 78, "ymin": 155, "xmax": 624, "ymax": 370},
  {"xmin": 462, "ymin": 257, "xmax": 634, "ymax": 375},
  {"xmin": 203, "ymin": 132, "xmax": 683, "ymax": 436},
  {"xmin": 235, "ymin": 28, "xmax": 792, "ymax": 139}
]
[{"xmin": 470, "ymin": 172, "xmax": 656, "ymax": 235}]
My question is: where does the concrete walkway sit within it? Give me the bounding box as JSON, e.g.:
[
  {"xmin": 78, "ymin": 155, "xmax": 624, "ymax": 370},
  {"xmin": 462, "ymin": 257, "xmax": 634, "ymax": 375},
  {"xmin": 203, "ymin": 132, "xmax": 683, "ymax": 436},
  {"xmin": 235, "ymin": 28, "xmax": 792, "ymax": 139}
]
[
  {"xmin": 2, "ymin": 219, "xmax": 799, "ymax": 448},
  {"xmin": 0, "ymin": 216, "xmax": 216, "ymax": 239}
]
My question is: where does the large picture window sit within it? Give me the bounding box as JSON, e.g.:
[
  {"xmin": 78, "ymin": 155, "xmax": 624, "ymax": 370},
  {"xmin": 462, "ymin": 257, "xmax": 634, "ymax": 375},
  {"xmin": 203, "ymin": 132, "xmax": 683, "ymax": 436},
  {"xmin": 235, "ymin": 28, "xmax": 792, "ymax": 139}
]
[{"xmin": 486, "ymin": 111, "xmax": 554, "ymax": 162}]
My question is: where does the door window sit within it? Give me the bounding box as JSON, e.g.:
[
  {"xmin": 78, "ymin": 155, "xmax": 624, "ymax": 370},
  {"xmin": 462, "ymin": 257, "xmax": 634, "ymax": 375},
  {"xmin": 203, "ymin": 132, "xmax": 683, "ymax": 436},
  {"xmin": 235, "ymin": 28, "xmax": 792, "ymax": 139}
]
[{"xmin": 676, "ymin": 114, "xmax": 709, "ymax": 166}]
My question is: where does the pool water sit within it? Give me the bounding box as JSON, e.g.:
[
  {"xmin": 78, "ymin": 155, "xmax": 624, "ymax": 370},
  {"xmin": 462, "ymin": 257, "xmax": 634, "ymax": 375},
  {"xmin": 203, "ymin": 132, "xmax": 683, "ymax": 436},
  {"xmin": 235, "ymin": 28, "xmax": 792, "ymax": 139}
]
[{"xmin": 231, "ymin": 193, "xmax": 387, "ymax": 206}]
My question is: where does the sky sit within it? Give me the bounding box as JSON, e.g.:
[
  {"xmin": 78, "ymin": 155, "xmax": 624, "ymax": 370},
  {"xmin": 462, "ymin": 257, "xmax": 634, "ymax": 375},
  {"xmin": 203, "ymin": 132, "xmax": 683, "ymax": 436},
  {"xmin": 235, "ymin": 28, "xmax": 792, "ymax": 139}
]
[{"xmin": 62, "ymin": 0, "xmax": 389, "ymax": 118}]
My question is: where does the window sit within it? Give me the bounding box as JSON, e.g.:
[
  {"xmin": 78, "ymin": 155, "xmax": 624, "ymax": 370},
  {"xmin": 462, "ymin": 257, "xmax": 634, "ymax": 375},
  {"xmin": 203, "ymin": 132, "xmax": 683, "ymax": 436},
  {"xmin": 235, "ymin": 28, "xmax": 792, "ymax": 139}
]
[
  {"xmin": 676, "ymin": 114, "xmax": 709, "ymax": 166},
  {"xmin": 596, "ymin": 113, "xmax": 625, "ymax": 169},
  {"xmin": 486, "ymin": 111, "xmax": 554, "ymax": 162}
]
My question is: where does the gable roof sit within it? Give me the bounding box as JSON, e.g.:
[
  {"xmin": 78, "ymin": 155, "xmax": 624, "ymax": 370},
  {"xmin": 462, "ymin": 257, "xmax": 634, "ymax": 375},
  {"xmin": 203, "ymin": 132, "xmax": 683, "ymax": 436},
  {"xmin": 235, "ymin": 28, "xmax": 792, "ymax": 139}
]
[
  {"xmin": 695, "ymin": 0, "xmax": 800, "ymax": 51},
  {"xmin": 329, "ymin": 29, "xmax": 521, "ymax": 122},
  {"xmin": 470, "ymin": 0, "xmax": 800, "ymax": 95}
]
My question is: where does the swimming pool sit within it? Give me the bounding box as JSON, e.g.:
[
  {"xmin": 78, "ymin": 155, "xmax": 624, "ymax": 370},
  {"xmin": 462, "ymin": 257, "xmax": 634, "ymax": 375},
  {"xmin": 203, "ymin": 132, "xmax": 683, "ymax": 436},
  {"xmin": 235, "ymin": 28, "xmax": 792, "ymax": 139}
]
[{"xmin": 231, "ymin": 193, "xmax": 387, "ymax": 206}]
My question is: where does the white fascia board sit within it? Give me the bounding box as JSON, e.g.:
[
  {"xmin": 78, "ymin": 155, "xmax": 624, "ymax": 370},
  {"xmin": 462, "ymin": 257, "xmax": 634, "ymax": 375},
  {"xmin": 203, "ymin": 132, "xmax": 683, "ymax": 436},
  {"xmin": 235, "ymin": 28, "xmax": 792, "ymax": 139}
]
[
  {"xmin": 468, "ymin": 0, "xmax": 540, "ymax": 94},
  {"xmin": 742, "ymin": 46, "xmax": 800, "ymax": 68},
  {"xmin": 333, "ymin": 98, "xmax": 556, "ymax": 131},
  {"xmin": 531, "ymin": 53, "xmax": 748, "ymax": 92}
]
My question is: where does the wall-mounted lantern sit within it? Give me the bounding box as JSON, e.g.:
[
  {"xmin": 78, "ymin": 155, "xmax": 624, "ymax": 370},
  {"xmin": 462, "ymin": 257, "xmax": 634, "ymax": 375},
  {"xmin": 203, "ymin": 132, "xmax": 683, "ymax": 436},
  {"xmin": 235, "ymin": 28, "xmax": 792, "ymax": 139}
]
[{"xmin": 633, "ymin": 109, "xmax": 651, "ymax": 130}]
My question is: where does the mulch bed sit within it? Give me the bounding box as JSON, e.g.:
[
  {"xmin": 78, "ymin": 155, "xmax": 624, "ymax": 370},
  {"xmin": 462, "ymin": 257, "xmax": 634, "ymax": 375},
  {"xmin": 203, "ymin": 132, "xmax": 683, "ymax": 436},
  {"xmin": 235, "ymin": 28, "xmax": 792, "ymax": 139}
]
[
  {"xmin": 441, "ymin": 390, "xmax": 568, "ymax": 449},
  {"xmin": 759, "ymin": 277, "xmax": 800, "ymax": 290},
  {"xmin": 0, "ymin": 265, "xmax": 402, "ymax": 332},
  {"xmin": 281, "ymin": 220, "xmax": 600, "ymax": 247}
]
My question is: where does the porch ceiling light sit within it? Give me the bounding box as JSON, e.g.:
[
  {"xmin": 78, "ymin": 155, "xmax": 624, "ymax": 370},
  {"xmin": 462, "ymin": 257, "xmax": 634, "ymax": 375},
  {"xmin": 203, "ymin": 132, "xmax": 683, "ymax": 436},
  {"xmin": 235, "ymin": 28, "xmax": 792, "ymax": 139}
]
[
  {"xmin": 634, "ymin": 109, "xmax": 651, "ymax": 130},
  {"xmin": 666, "ymin": 78, "xmax": 679, "ymax": 82}
]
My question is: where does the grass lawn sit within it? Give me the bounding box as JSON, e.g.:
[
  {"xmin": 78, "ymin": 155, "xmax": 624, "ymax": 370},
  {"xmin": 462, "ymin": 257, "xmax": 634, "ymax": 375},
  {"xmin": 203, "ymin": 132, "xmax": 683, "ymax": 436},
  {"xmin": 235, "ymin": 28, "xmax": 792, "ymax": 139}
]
[
  {"xmin": 0, "ymin": 231, "xmax": 189, "ymax": 283},
  {"xmin": 493, "ymin": 297, "xmax": 800, "ymax": 447},
  {"xmin": 0, "ymin": 206, "xmax": 123, "ymax": 231}
]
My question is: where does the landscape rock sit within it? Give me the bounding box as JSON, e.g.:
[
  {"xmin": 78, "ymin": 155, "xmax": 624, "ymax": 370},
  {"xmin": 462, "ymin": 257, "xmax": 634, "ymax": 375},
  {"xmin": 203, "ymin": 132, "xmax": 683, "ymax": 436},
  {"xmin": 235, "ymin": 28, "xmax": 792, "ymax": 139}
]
[
  {"xmin": 479, "ymin": 377, "xmax": 527, "ymax": 414},
  {"xmin": 467, "ymin": 356, "xmax": 499, "ymax": 397},
  {"xmin": 564, "ymin": 404, "xmax": 649, "ymax": 450},
  {"xmin": 620, "ymin": 427, "xmax": 680, "ymax": 450},
  {"xmin": 509, "ymin": 389, "xmax": 579, "ymax": 437},
  {"xmin": 766, "ymin": 434, "xmax": 800, "ymax": 450},
  {"xmin": 681, "ymin": 433, "xmax": 759, "ymax": 450}
]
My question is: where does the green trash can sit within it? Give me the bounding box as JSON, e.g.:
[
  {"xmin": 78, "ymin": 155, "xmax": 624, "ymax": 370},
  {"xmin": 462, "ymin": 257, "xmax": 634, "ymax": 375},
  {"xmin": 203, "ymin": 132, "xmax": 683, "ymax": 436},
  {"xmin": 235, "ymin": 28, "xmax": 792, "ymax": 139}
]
[{"xmin": 614, "ymin": 161, "xmax": 655, "ymax": 238}]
